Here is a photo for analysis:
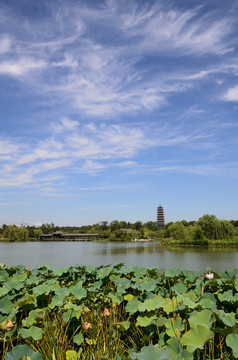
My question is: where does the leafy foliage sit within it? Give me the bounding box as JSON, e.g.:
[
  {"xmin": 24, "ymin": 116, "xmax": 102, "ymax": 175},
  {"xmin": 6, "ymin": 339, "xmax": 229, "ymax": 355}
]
[{"xmin": 0, "ymin": 265, "xmax": 237, "ymax": 359}]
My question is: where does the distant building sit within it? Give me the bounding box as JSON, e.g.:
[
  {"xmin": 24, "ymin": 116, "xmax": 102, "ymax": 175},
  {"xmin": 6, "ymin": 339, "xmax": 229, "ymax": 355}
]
[{"xmin": 157, "ymin": 205, "xmax": 165, "ymax": 227}]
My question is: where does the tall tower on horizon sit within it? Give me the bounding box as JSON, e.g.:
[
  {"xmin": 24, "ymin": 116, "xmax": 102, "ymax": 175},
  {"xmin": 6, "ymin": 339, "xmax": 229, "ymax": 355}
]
[{"xmin": 157, "ymin": 204, "xmax": 165, "ymax": 227}]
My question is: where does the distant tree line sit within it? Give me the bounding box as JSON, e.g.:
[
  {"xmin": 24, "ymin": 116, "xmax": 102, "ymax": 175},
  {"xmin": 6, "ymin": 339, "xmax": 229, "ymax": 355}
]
[{"xmin": 0, "ymin": 215, "xmax": 238, "ymax": 242}]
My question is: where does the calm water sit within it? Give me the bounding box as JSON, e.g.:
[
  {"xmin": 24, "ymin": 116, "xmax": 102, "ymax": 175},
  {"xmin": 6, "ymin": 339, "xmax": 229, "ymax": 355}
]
[{"xmin": 0, "ymin": 241, "xmax": 238, "ymax": 272}]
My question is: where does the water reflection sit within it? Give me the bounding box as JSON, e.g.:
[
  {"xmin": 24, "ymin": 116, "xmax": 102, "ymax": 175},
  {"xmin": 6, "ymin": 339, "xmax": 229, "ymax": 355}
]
[{"xmin": 0, "ymin": 241, "xmax": 237, "ymax": 271}]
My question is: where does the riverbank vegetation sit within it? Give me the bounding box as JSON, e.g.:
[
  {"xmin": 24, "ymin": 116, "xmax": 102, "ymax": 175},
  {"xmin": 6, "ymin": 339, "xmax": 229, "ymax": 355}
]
[
  {"xmin": 0, "ymin": 264, "xmax": 238, "ymax": 359},
  {"xmin": 1, "ymin": 215, "xmax": 238, "ymax": 246}
]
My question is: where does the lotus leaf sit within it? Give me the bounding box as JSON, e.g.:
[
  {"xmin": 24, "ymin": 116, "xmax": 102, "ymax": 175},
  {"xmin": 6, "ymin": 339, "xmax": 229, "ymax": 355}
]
[
  {"xmin": 22, "ymin": 309, "xmax": 46, "ymax": 327},
  {"xmin": 109, "ymin": 293, "xmax": 122, "ymax": 305},
  {"xmin": 189, "ymin": 309, "xmax": 215, "ymax": 329},
  {"xmin": 216, "ymin": 309, "xmax": 237, "ymax": 327},
  {"xmin": 0, "ymin": 287, "xmax": 9, "ymax": 298},
  {"xmin": 138, "ymin": 294, "xmax": 164, "ymax": 312},
  {"xmin": 5, "ymin": 344, "xmax": 42, "ymax": 360},
  {"xmin": 166, "ymin": 337, "xmax": 193, "ymax": 360},
  {"xmin": 97, "ymin": 266, "xmax": 114, "ymax": 279},
  {"xmin": 33, "ymin": 284, "xmax": 54, "ymax": 296},
  {"xmin": 6, "ymin": 281, "xmax": 25, "ymax": 291},
  {"xmin": 136, "ymin": 314, "xmax": 156, "ymax": 327},
  {"xmin": 0, "ymin": 297, "xmax": 14, "ymax": 314},
  {"xmin": 49, "ymin": 294, "xmax": 65, "ymax": 309},
  {"xmin": 223, "ymin": 268, "xmax": 238, "ymax": 280},
  {"xmin": 226, "ymin": 333, "xmax": 238, "ymax": 358},
  {"xmin": 73, "ymin": 332, "xmax": 84, "ymax": 345},
  {"xmin": 25, "ymin": 276, "xmax": 40, "ymax": 286},
  {"xmin": 70, "ymin": 284, "xmax": 87, "ymax": 299},
  {"xmin": 218, "ymin": 290, "xmax": 238, "ymax": 304},
  {"xmin": 165, "ymin": 316, "xmax": 184, "ymax": 338},
  {"xmin": 53, "ymin": 267, "xmax": 70, "ymax": 276},
  {"xmin": 182, "ymin": 325, "xmax": 213, "ymax": 353},
  {"xmin": 125, "ymin": 297, "xmax": 139, "ymax": 314},
  {"xmin": 66, "ymin": 350, "xmax": 78, "ymax": 360},
  {"xmin": 177, "ymin": 292, "xmax": 197, "ymax": 309},
  {"xmin": 19, "ymin": 325, "xmax": 43, "ymax": 340},
  {"xmin": 110, "ymin": 274, "xmax": 121, "ymax": 283},
  {"xmin": 11, "ymin": 272, "xmax": 27, "ymax": 283},
  {"xmin": 130, "ymin": 344, "xmax": 172, "ymax": 360},
  {"xmin": 164, "ymin": 268, "xmax": 181, "ymax": 278},
  {"xmin": 55, "ymin": 287, "xmax": 70, "ymax": 297},
  {"xmin": 17, "ymin": 295, "xmax": 36, "ymax": 308},
  {"xmin": 162, "ymin": 297, "xmax": 178, "ymax": 314},
  {"xmin": 199, "ymin": 293, "xmax": 217, "ymax": 311},
  {"xmin": 116, "ymin": 279, "xmax": 131, "ymax": 288},
  {"xmin": 115, "ymin": 320, "xmax": 130, "ymax": 331},
  {"xmin": 0, "ymin": 269, "xmax": 8, "ymax": 282},
  {"xmin": 171, "ymin": 283, "xmax": 187, "ymax": 295}
]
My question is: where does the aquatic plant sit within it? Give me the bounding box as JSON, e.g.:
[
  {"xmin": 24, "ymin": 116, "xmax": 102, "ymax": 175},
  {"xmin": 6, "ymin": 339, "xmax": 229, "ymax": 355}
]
[{"xmin": 0, "ymin": 264, "xmax": 238, "ymax": 359}]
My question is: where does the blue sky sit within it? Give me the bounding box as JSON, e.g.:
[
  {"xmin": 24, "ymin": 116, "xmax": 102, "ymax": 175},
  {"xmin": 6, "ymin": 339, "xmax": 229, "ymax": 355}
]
[{"xmin": 0, "ymin": 0, "xmax": 238, "ymax": 226}]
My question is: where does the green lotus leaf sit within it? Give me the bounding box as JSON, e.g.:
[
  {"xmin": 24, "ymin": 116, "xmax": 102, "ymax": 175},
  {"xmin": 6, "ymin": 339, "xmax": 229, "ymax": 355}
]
[
  {"xmin": 0, "ymin": 297, "xmax": 14, "ymax": 315},
  {"xmin": 73, "ymin": 332, "xmax": 84, "ymax": 345},
  {"xmin": 19, "ymin": 326, "xmax": 43, "ymax": 340},
  {"xmin": 214, "ymin": 309, "xmax": 236, "ymax": 327},
  {"xmin": 177, "ymin": 292, "xmax": 197, "ymax": 309},
  {"xmin": 87, "ymin": 280, "xmax": 102, "ymax": 292},
  {"xmin": 53, "ymin": 267, "xmax": 70, "ymax": 276},
  {"xmin": 11, "ymin": 272, "xmax": 27, "ymax": 283},
  {"xmin": 6, "ymin": 281, "xmax": 24, "ymax": 291},
  {"xmin": 125, "ymin": 297, "xmax": 139, "ymax": 314},
  {"xmin": 0, "ymin": 269, "xmax": 8, "ymax": 282},
  {"xmin": 25, "ymin": 276, "xmax": 40, "ymax": 286},
  {"xmin": 5, "ymin": 344, "xmax": 42, "ymax": 360},
  {"xmin": 138, "ymin": 294, "xmax": 164, "ymax": 312},
  {"xmin": 162, "ymin": 297, "xmax": 179, "ymax": 314},
  {"xmin": 22, "ymin": 309, "xmax": 46, "ymax": 328},
  {"xmin": 17, "ymin": 295, "xmax": 36, "ymax": 308},
  {"xmin": 109, "ymin": 293, "xmax": 122, "ymax": 305},
  {"xmin": 54, "ymin": 287, "xmax": 70, "ymax": 297},
  {"xmin": 0, "ymin": 287, "xmax": 9, "ymax": 298},
  {"xmin": 115, "ymin": 320, "xmax": 130, "ymax": 331},
  {"xmin": 97, "ymin": 266, "xmax": 114, "ymax": 279},
  {"xmin": 130, "ymin": 344, "xmax": 172, "ymax": 360},
  {"xmin": 136, "ymin": 314, "xmax": 156, "ymax": 327},
  {"xmin": 166, "ymin": 337, "xmax": 193, "ymax": 360},
  {"xmin": 218, "ymin": 290, "xmax": 238, "ymax": 304},
  {"xmin": 199, "ymin": 293, "xmax": 217, "ymax": 311},
  {"xmin": 133, "ymin": 278, "xmax": 156, "ymax": 292},
  {"xmin": 33, "ymin": 284, "xmax": 54, "ymax": 296},
  {"xmin": 0, "ymin": 264, "xmax": 6, "ymax": 269},
  {"xmin": 223, "ymin": 268, "xmax": 238, "ymax": 280},
  {"xmin": 226, "ymin": 333, "xmax": 238, "ymax": 358},
  {"xmin": 110, "ymin": 274, "xmax": 121, "ymax": 283},
  {"xmin": 164, "ymin": 268, "xmax": 181, "ymax": 278},
  {"xmin": 49, "ymin": 295, "xmax": 65, "ymax": 309},
  {"xmin": 116, "ymin": 279, "xmax": 131, "ymax": 288},
  {"xmin": 165, "ymin": 316, "xmax": 184, "ymax": 338},
  {"xmin": 171, "ymin": 283, "xmax": 187, "ymax": 295},
  {"xmin": 189, "ymin": 309, "xmax": 215, "ymax": 329},
  {"xmin": 66, "ymin": 350, "xmax": 78, "ymax": 360},
  {"xmin": 181, "ymin": 325, "xmax": 213, "ymax": 353},
  {"xmin": 70, "ymin": 285, "xmax": 87, "ymax": 299},
  {"xmin": 235, "ymin": 277, "xmax": 238, "ymax": 292}
]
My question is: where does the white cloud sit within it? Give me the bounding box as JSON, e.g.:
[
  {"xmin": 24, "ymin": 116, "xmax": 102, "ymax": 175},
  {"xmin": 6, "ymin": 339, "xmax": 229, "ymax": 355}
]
[
  {"xmin": 0, "ymin": 58, "xmax": 46, "ymax": 76},
  {"xmin": 223, "ymin": 85, "xmax": 238, "ymax": 101}
]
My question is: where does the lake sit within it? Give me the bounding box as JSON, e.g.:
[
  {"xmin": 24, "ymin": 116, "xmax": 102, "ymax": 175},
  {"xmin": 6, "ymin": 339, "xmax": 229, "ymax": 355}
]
[{"xmin": 0, "ymin": 241, "xmax": 238, "ymax": 272}]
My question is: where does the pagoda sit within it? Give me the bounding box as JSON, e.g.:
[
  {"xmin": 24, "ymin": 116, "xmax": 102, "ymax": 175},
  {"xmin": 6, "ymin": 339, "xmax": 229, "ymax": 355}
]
[{"xmin": 157, "ymin": 204, "xmax": 165, "ymax": 227}]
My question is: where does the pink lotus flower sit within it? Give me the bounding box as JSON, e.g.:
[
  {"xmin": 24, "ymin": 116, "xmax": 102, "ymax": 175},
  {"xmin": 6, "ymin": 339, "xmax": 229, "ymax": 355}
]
[{"xmin": 205, "ymin": 273, "xmax": 214, "ymax": 280}]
